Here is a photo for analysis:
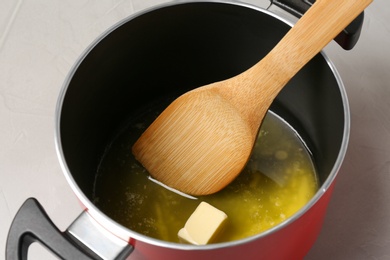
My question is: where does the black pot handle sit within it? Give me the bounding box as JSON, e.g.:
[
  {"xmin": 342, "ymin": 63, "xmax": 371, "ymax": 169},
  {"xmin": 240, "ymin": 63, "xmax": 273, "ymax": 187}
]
[
  {"xmin": 271, "ymin": 0, "xmax": 365, "ymax": 50},
  {"xmin": 6, "ymin": 198, "xmax": 99, "ymax": 260}
]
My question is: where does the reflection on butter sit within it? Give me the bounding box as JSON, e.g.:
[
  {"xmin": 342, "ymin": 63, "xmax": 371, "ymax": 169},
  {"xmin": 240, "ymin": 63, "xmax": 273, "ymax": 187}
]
[{"xmin": 178, "ymin": 202, "xmax": 227, "ymax": 245}]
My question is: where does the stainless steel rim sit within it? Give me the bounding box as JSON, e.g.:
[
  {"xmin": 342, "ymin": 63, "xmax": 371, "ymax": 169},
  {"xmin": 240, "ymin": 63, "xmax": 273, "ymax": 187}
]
[{"xmin": 54, "ymin": 0, "xmax": 350, "ymax": 251}]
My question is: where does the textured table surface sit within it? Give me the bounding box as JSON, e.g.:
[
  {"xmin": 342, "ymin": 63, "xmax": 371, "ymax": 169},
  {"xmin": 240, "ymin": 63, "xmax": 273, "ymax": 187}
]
[{"xmin": 1, "ymin": 0, "xmax": 389, "ymax": 259}]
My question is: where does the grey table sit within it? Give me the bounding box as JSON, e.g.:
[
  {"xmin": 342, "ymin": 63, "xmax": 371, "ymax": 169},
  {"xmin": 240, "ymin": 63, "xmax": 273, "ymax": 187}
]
[{"xmin": 1, "ymin": 0, "xmax": 389, "ymax": 259}]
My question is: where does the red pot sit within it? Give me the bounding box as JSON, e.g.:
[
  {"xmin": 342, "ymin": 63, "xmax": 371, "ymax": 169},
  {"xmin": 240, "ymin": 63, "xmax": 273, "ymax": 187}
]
[{"xmin": 7, "ymin": 1, "xmax": 363, "ymax": 259}]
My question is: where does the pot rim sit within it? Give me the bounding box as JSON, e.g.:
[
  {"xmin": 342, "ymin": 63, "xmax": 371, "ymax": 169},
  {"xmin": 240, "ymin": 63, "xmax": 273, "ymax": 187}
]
[{"xmin": 54, "ymin": 0, "xmax": 350, "ymax": 251}]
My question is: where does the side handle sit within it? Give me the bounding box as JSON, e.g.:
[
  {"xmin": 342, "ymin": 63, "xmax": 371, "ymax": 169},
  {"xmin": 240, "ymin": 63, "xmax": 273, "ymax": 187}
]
[
  {"xmin": 271, "ymin": 0, "xmax": 365, "ymax": 50},
  {"xmin": 6, "ymin": 198, "xmax": 133, "ymax": 260},
  {"xmin": 6, "ymin": 198, "xmax": 98, "ymax": 260}
]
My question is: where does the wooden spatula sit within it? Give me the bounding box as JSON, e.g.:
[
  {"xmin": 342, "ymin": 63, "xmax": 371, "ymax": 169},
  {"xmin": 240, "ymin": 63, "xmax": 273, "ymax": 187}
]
[{"xmin": 132, "ymin": 0, "xmax": 372, "ymax": 195}]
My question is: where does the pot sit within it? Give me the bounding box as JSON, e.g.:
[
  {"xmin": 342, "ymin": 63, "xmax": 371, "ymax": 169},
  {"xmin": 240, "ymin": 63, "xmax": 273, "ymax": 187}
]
[{"xmin": 7, "ymin": 1, "xmax": 361, "ymax": 259}]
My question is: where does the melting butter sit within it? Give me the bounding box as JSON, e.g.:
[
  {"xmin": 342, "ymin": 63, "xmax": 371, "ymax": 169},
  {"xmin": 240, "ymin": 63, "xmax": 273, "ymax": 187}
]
[{"xmin": 93, "ymin": 111, "xmax": 318, "ymax": 244}]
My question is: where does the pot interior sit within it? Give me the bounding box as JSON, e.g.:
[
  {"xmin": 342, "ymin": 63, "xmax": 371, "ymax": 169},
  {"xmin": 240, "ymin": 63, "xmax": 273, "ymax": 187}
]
[{"xmin": 58, "ymin": 2, "xmax": 346, "ymax": 230}]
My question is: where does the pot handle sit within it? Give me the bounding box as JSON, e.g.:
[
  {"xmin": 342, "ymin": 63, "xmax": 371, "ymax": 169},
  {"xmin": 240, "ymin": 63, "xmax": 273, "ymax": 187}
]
[
  {"xmin": 6, "ymin": 198, "xmax": 132, "ymax": 260},
  {"xmin": 271, "ymin": 0, "xmax": 365, "ymax": 50}
]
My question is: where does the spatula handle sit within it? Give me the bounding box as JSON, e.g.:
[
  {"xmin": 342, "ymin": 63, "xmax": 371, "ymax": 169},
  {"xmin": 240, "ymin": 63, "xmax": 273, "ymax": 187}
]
[
  {"xmin": 272, "ymin": 0, "xmax": 365, "ymax": 50},
  {"xmin": 252, "ymin": 0, "xmax": 372, "ymax": 98}
]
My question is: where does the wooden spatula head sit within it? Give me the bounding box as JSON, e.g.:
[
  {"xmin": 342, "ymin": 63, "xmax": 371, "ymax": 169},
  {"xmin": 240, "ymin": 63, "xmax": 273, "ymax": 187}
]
[{"xmin": 132, "ymin": 88, "xmax": 255, "ymax": 195}]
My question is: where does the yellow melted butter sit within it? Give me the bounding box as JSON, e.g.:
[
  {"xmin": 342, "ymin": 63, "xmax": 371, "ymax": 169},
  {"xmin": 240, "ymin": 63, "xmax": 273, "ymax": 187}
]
[{"xmin": 93, "ymin": 112, "xmax": 318, "ymax": 244}]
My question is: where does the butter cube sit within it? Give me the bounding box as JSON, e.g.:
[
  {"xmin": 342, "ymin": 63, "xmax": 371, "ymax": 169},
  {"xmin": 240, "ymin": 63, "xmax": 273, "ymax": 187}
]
[{"xmin": 178, "ymin": 202, "xmax": 227, "ymax": 245}]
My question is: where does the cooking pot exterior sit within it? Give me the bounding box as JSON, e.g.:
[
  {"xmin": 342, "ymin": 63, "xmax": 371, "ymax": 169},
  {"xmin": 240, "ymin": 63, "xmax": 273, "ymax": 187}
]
[
  {"xmin": 56, "ymin": 2, "xmax": 350, "ymax": 259},
  {"xmin": 7, "ymin": 1, "xmax": 351, "ymax": 259}
]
